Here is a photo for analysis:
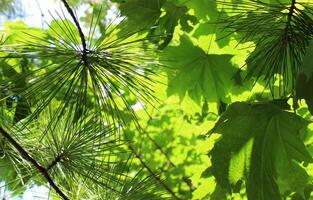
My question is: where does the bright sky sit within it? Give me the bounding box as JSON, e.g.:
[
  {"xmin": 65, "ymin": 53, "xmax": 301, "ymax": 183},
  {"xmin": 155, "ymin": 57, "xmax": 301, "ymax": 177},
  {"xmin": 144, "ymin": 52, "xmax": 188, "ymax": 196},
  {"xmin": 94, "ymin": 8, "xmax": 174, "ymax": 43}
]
[
  {"xmin": 21, "ymin": 0, "xmax": 60, "ymax": 27},
  {"xmin": 0, "ymin": 0, "xmax": 89, "ymax": 28},
  {"xmin": 0, "ymin": 0, "xmax": 59, "ymax": 28}
]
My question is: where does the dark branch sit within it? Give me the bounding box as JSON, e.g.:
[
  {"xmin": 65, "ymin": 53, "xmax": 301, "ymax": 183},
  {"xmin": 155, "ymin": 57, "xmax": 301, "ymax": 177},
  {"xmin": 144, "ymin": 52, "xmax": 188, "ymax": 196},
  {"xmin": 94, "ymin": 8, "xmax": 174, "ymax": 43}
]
[
  {"xmin": 287, "ymin": 0, "xmax": 296, "ymax": 24},
  {"xmin": 126, "ymin": 139, "xmax": 180, "ymax": 200},
  {"xmin": 0, "ymin": 127, "xmax": 69, "ymax": 200},
  {"xmin": 47, "ymin": 153, "xmax": 64, "ymax": 170},
  {"xmin": 283, "ymin": 0, "xmax": 296, "ymax": 37},
  {"xmin": 142, "ymin": 113, "xmax": 194, "ymax": 193},
  {"xmin": 141, "ymin": 115, "xmax": 176, "ymax": 167},
  {"xmin": 60, "ymin": 0, "xmax": 88, "ymax": 66},
  {"xmin": 145, "ymin": 132, "xmax": 176, "ymax": 167}
]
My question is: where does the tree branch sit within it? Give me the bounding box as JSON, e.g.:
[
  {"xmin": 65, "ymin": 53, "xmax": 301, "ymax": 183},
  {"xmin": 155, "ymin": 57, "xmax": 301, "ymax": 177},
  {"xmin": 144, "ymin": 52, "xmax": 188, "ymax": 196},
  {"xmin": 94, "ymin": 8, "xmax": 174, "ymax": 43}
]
[
  {"xmin": 141, "ymin": 111, "xmax": 194, "ymax": 194},
  {"xmin": 288, "ymin": 0, "xmax": 296, "ymax": 23},
  {"xmin": 285, "ymin": 0, "xmax": 296, "ymax": 34},
  {"xmin": 145, "ymin": 131, "xmax": 176, "ymax": 167},
  {"xmin": 60, "ymin": 0, "xmax": 88, "ymax": 66},
  {"xmin": 126, "ymin": 139, "xmax": 180, "ymax": 200},
  {"xmin": 0, "ymin": 127, "xmax": 69, "ymax": 200},
  {"xmin": 47, "ymin": 153, "xmax": 64, "ymax": 170}
]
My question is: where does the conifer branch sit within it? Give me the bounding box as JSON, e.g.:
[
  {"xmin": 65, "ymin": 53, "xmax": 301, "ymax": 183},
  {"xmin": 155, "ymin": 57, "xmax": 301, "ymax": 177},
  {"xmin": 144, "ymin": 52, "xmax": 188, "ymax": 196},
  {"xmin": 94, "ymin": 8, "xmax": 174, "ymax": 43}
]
[
  {"xmin": 0, "ymin": 127, "xmax": 69, "ymax": 200},
  {"xmin": 286, "ymin": 0, "xmax": 296, "ymax": 31},
  {"xmin": 47, "ymin": 153, "xmax": 64, "ymax": 170},
  {"xmin": 60, "ymin": 0, "xmax": 88, "ymax": 66}
]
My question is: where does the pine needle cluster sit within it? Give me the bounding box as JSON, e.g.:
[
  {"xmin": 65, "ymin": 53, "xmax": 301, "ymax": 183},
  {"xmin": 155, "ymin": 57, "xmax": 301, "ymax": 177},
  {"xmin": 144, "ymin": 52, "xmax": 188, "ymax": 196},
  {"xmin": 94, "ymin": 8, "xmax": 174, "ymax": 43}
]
[
  {"xmin": 217, "ymin": 0, "xmax": 313, "ymax": 96},
  {"xmin": 0, "ymin": 0, "xmax": 168, "ymax": 199}
]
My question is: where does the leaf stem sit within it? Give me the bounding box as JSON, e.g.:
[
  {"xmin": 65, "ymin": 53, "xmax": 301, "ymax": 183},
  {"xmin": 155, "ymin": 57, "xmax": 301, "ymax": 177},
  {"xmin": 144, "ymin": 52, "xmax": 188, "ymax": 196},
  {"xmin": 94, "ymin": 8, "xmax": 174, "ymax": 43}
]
[{"xmin": 0, "ymin": 127, "xmax": 69, "ymax": 200}]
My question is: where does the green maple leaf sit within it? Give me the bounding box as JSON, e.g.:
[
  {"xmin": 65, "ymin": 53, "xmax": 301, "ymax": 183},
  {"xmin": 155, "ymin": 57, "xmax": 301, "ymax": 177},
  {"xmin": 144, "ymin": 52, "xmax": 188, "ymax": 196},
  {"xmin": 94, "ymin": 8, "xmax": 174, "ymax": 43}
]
[
  {"xmin": 162, "ymin": 34, "xmax": 236, "ymax": 103},
  {"xmin": 184, "ymin": 0, "xmax": 218, "ymax": 20},
  {"xmin": 186, "ymin": 0, "xmax": 230, "ymax": 48},
  {"xmin": 113, "ymin": 0, "xmax": 165, "ymax": 31},
  {"xmin": 148, "ymin": 2, "xmax": 198, "ymax": 49},
  {"xmin": 210, "ymin": 102, "xmax": 312, "ymax": 200},
  {"xmin": 192, "ymin": 7, "xmax": 230, "ymax": 48},
  {"xmin": 162, "ymin": 2, "xmax": 197, "ymax": 33}
]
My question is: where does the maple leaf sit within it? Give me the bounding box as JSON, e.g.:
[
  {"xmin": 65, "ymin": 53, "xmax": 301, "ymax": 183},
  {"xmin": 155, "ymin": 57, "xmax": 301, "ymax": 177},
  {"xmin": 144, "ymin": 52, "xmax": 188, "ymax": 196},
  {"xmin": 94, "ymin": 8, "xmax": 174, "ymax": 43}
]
[
  {"xmin": 112, "ymin": 0, "xmax": 165, "ymax": 31},
  {"xmin": 148, "ymin": 2, "xmax": 198, "ymax": 49},
  {"xmin": 210, "ymin": 102, "xmax": 312, "ymax": 200},
  {"xmin": 162, "ymin": 34, "xmax": 236, "ymax": 104}
]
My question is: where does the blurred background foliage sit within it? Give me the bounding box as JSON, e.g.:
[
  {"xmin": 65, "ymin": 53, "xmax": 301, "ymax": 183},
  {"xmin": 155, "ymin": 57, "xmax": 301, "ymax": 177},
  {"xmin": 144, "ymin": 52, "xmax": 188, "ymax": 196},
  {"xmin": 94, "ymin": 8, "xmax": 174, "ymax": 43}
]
[{"xmin": 0, "ymin": 0, "xmax": 313, "ymax": 199}]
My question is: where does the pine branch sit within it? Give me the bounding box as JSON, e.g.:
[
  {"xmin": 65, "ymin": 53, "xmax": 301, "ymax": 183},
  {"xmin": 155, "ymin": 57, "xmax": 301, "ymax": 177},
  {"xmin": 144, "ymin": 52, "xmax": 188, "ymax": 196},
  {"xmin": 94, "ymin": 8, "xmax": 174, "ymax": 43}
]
[
  {"xmin": 60, "ymin": 0, "xmax": 88, "ymax": 66},
  {"xmin": 288, "ymin": 0, "xmax": 296, "ymax": 22},
  {"xmin": 0, "ymin": 127, "xmax": 69, "ymax": 200},
  {"xmin": 216, "ymin": 0, "xmax": 313, "ymax": 96},
  {"xmin": 47, "ymin": 153, "xmax": 64, "ymax": 170}
]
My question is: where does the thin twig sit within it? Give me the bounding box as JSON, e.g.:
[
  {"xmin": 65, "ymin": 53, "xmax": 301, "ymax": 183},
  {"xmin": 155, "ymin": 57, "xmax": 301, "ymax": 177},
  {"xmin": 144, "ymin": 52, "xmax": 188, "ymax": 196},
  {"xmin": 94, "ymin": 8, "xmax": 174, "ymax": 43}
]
[
  {"xmin": 126, "ymin": 139, "xmax": 180, "ymax": 200},
  {"xmin": 144, "ymin": 133, "xmax": 195, "ymax": 193},
  {"xmin": 35, "ymin": 0, "xmax": 45, "ymax": 28},
  {"xmin": 60, "ymin": 0, "xmax": 88, "ymax": 66},
  {"xmin": 145, "ymin": 132, "xmax": 176, "ymax": 167},
  {"xmin": 141, "ymin": 111, "xmax": 194, "ymax": 193},
  {"xmin": 282, "ymin": 0, "xmax": 296, "ymax": 38},
  {"xmin": 284, "ymin": 0, "xmax": 296, "ymax": 38},
  {"xmin": 139, "ymin": 110, "xmax": 175, "ymax": 166},
  {"xmin": 0, "ymin": 127, "xmax": 69, "ymax": 200}
]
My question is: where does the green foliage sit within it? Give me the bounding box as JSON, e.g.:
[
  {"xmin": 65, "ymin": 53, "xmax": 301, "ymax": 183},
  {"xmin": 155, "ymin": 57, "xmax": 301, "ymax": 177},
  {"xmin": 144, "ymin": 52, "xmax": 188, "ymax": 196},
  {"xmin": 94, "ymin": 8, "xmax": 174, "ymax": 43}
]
[
  {"xmin": 0, "ymin": 0, "xmax": 23, "ymax": 18},
  {"xmin": 210, "ymin": 102, "xmax": 312, "ymax": 200},
  {"xmin": 147, "ymin": 1, "xmax": 197, "ymax": 49},
  {"xmin": 296, "ymin": 40, "xmax": 313, "ymax": 114},
  {"xmin": 217, "ymin": 1, "xmax": 313, "ymax": 96},
  {"xmin": 0, "ymin": 0, "xmax": 313, "ymax": 200},
  {"xmin": 113, "ymin": 0, "xmax": 165, "ymax": 31},
  {"xmin": 162, "ymin": 34, "xmax": 236, "ymax": 103}
]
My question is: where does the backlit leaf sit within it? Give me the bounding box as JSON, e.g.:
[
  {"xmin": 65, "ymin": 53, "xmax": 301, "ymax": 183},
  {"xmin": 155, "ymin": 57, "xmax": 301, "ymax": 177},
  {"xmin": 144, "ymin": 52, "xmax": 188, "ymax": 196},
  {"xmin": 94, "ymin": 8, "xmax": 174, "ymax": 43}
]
[
  {"xmin": 162, "ymin": 34, "xmax": 236, "ymax": 104},
  {"xmin": 210, "ymin": 102, "xmax": 312, "ymax": 200}
]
